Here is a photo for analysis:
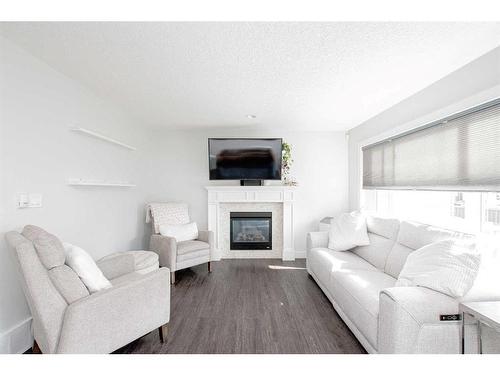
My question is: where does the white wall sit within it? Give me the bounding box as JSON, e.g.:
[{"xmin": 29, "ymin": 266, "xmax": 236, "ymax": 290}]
[
  {"xmin": 147, "ymin": 128, "xmax": 348, "ymax": 257},
  {"xmin": 0, "ymin": 36, "xmax": 348, "ymax": 353},
  {"xmin": 0, "ymin": 36, "xmax": 156, "ymax": 353},
  {"xmin": 347, "ymin": 47, "xmax": 500, "ymax": 210}
]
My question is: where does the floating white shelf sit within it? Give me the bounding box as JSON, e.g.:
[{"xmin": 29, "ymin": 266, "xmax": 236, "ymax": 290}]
[
  {"xmin": 67, "ymin": 179, "xmax": 136, "ymax": 187},
  {"xmin": 70, "ymin": 127, "xmax": 137, "ymax": 151}
]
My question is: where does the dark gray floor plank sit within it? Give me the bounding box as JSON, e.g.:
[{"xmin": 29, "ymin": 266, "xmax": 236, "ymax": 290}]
[{"xmin": 114, "ymin": 259, "xmax": 366, "ymax": 354}]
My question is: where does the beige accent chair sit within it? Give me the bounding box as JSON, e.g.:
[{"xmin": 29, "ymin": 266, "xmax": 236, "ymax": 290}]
[
  {"xmin": 5, "ymin": 225, "xmax": 170, "ymax": 354},
  {"xmin": 147, "ymin": 202, "xmax": 213, "ymax": 284}
]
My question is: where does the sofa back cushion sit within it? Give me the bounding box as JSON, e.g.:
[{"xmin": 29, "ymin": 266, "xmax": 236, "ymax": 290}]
[
  {"xmin": 384, "ymin": 221, "xmax": 474, "ymax": 278},
  {"xmin": 352, "ymin": 216, "xmax": 400, "ymax": 270}
]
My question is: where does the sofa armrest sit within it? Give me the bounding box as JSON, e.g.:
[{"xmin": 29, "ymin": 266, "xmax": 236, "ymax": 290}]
[
  {"xmin": 96, "ymin": 252, "xmax": 135, "ymax": 279},
  {"xmin": 56, "ymin": 268, "xmax": 170, "ymax": 353},
  {"xmin": 379, "ymin": 286, "xmax": 460, "ymax": 354},
  {"xmin": 306, "ymin": 231, "xmax": 329, "ymax": 253},
  {"xmin": 149, "ymin": 234, "xmax": 177, "ymax": 270}
]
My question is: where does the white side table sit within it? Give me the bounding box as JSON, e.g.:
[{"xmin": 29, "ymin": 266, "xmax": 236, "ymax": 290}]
[{"xmin": 459, "ymin": 301, "xmax": 500, "ymax": 354}]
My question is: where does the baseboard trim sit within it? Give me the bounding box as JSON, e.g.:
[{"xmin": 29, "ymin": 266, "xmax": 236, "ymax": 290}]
[
  {"xmin": 294, "ymin": 250, "xmax": 306, "ymax": 259},
  {"xmin": 0, "ymin": 317, "xmax": 33, "ymax": 354}
]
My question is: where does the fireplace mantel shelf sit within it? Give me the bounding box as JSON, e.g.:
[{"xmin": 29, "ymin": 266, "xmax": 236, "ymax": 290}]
[{"xmin": 205, "ymin": 185, "xmax": 296, "ymax": 261}]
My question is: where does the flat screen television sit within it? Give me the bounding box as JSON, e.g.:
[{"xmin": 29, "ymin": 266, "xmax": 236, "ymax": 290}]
[{"xmin": 208, "ymin": 138, "xmax": 282, "ymax": 182}]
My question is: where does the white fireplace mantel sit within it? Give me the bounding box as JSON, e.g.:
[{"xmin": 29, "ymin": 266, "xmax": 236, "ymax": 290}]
[{"xmin": 206, "ymin": 186, "xmax": 296, "ymax": 261}]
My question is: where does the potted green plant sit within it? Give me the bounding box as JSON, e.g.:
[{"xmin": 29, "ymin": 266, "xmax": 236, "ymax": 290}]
[{"xmin": 282, "ymin": 141, "xmax": 297, "ymax": 186}]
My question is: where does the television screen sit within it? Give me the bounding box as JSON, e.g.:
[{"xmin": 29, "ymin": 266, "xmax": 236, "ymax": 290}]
[{"xmin": 208, "ymin": 138, "xmax": 282, "ymax": 180}]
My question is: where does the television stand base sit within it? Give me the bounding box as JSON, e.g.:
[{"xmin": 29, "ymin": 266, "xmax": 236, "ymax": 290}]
[{"xmin": 240, "ymin": 180, "xmax": 263, "ymax": 186}]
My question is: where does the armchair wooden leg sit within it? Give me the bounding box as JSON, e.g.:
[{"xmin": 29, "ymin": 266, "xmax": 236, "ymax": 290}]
[
  {"xmin": 159, "ymin": 323, "xmax": 169, "ymax": 344},
  {"xmin": 208, "ymin": 261, "xmax": 212, "ymax": 273},
  {"xmin": 170, "ymin": 271, "xmax": 176, "ymax": 285},
  {"xmin": 32, "ymin": 340, "xmax": 42, "ymax": 354}
]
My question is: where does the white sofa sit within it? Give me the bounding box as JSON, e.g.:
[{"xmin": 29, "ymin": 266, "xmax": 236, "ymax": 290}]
[{"xmin": 306, "ymin": 216, "xmax": 498, "ymax": 354}]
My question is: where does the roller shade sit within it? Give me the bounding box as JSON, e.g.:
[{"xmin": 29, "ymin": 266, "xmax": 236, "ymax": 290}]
[{"xmin": 362, "ymin": 99, "xmax": 500, "ymax": 191}]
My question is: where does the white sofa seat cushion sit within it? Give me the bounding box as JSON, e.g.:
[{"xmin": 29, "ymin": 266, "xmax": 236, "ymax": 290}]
[
  {"xmin": 308, "ymin": 248, "xmax": 377, "ymax": 288},
  {"xmin": 330, "ymin": 268, "xmax": 396, "ymax": 349}
]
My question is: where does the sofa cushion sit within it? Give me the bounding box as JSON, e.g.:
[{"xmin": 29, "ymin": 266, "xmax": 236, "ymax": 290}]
[
  {"xmin": 177, "ymin": 240, "xmax": 210, "ymax": 255},
  {"xmin": 22, "ymin": 225, "xmax": 65, "ymax": 270},
  {"xmin": 48, "ymin": 265, "xmax": 90, "ymax": 304},
  {"xmin": 351, "ymin": 216, "xmax": 399, "ymax": 271},
  {"xmin": 352, "ymin": 232, "xmax": 395, "ymax": 271},
  {"xmin": 384, "ymin": 221, "xmax": 474, "ymax": 278},
  {"xmin": 308, "ymin": 247, "xmax": 377, "ymax": 288},
  {"xmin": 366, "ymin": 216, "xmax": 400, "ymax": 239},
  {"xmin": 330, "ymin": 268, "xmax": 396, "ymax": 349}
]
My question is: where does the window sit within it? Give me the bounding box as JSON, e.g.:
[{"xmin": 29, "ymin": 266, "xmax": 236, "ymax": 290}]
[
  {"xmin": 361, "ymin": 99, "xmax": 500, "ymax": 235},
  {"xmin": 361, "ymin": 189, "xmax": 500, "ymax": 235},
  {"xmin": 363, "ymin": 99, "xmax": 500, "ymax": 191}
]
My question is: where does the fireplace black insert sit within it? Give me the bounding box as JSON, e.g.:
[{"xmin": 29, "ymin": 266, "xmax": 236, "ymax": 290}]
[{"xmin": 230, "ymin": 212, "xmax": 272, "ymax": 250}]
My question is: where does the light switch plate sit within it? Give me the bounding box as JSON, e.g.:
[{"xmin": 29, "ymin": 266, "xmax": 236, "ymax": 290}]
[
  {"xmin": 18, "ymin": 193, "xmax": 43, "ymax": 208},
  {"xmin": 18, "ymin": 193, "xmax": 29, "ymax": 208},
  {"xmin": 29, "ymin": 193, "xmax": 43, "ymax": 208}
]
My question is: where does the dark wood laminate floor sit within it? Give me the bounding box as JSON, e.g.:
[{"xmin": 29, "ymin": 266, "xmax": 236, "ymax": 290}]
[{"xmin": 114, "ymin": 259, "xmax": 366, "ymax": 354}]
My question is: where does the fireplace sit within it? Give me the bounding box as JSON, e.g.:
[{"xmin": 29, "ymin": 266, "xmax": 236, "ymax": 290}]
[{"xmin": 230, "ymin": 212, "xmax": 272, "ymax": 250}]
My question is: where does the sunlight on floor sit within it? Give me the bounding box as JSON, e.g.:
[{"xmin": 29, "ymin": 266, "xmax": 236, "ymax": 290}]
[{"xmin": 268, "ymin": 265, "xmax": 306, "ymax": 270}]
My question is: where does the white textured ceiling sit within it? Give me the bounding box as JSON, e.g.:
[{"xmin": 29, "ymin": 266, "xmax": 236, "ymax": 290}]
[{"xmin": 1, "ymin": 22, "xmax": 499, "ymax": 130}]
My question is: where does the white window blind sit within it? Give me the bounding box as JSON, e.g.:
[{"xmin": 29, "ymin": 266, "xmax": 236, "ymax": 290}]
[{"xmin": 362, "ymin": 99, "xmax": 500, "ymax": 191}]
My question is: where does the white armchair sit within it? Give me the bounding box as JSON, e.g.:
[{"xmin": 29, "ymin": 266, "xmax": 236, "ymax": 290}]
[{"xmin": 147, "ymin": 202, "xmax": 213, "ymax": 284}]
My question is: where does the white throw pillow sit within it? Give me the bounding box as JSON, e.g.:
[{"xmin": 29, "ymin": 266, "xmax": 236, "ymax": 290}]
[
  {"xmin": 460, "ymin": 237, "xmax": 500, "ymax": 302},
  {"xmin": 328, "ymin": 211, "xmax": 370, "ymax": 251},
  {"xmin": 159, "ymin": 222, "xmax": 199, "ymax": 242},
  {"xmin": 63, "ymin": 243, "xmax": 112, "ymax": 293},
  {"xmin": 396, "ymin": 240, "xmax": 481, "ymax": 298}
]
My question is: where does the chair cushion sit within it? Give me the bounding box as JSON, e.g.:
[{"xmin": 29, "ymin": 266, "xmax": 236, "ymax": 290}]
[
  {"xmin": 48, "ymin": 265, "xmax": 89, "ymax": 304},
  {"xmin": 177, "ymin": 248, "xmax": 210, "ymax": 263},
  {"xmin": 330, "ymin": 268, "xmax": 396, "ymax": 348},
  {"xmin": 177, "ymin": 240, "xmax": 210, "ymax": 255},
  {"xmin": 159, "ymin": 222, "xmax": 198, "ymax": 242},
  {"xmin": 22, "ymin": 225, "xmax": 65, "ymax": 269}
]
